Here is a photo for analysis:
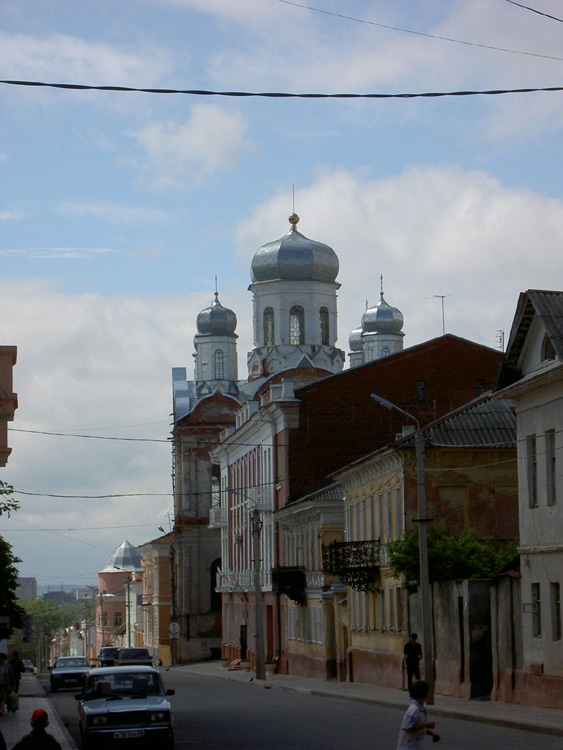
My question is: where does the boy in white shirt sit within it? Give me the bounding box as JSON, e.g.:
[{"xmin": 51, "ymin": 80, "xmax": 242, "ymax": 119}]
[{"xmin": 396, "ymin": 680, "xmax": 440, "ymax": 749}]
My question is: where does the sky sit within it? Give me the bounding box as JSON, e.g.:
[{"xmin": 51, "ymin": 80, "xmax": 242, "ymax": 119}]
[{"xmin": 2, "ymin": 0, "xmax": 563, "ymax": 588}]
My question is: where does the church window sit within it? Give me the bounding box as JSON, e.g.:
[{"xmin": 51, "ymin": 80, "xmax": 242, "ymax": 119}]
[
  {"xmin": 319, "ymin": 307, "xmax": 329, "ymax": 345},
  {"xmin": 381, "ymin": 347, "xmax": 390, "ymax": 358},
  {"xmin": 289, "ymin": 305, "xmax": 305, "ymax": 345},
  {"xmin": 214, "ymin": 350, "xmax": 224, "ymax": 380},
  {"xmin": 264, "ymin": 307, "xmax": 275, "ymax": 346},
  {"xmin": 416, "ymin": 379, "xmax": 426, "ymax": 402}
]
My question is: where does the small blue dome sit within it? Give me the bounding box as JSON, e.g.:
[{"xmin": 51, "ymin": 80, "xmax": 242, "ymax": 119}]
[
  {"xmin": 362, "ymin": 293, "xmax": 403, "ymax": 334},
  {"xmin": 197, "ymin": 293, "xmax": 237, "ymax": 336}
]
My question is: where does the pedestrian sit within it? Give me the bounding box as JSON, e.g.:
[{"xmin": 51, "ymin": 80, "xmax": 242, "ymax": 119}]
[
  {"xmin": 0, "ymin": 653, "xmax": 14, "ymax": 715},
  {"xmin": 11, "ymin": 709, "xmax": 62, "ymax": 750},
  {"xmin": 0, "ymin": 728, "xmax": 6, "ymax": 750},
  {"xmin": 403, "ymin": 632, "xmax": 422, "ymax": 695},
  {"xmin": 8, "ymin": 652, "xmax": 25, "ymax": 694},
  {"xmin": 396, "ymin": 680, "xmax": 440, "ymax": 749}
]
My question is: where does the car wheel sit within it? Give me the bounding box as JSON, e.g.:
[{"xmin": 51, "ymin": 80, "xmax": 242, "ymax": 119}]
[
  {"xmin": 165, "ymin": 732, "xmax": 175, "ymax": 750},
  {"xmin": 80, "ymin": 728, "xmax": 93, "ymax": 750}
]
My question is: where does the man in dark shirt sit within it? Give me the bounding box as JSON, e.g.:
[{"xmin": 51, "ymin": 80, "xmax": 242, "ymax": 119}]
[
  {"xmin": 403, "ymin": 632, "xmax": 423, "ymax": 695},
  {"xmin": 11, "ymin": 709, "xmax": 62, "ymax": 750}
]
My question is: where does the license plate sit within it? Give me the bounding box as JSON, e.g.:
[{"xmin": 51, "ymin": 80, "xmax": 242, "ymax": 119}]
[{"xmin": 113, "ymin": 730, "xmax": 145, "ymax": 739}]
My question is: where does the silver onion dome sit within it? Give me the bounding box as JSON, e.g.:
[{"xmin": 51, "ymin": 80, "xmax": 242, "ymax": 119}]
[
  {"xmin": 362, "ymin": 292, "xmax": 404, "ymax": 334},
  {"xmin": 196, "ymin": 292, "xmax": 237, "ymax": 336},
  {"xmin": 251, "ymin": 214, "xmax": 339, "ymax": 283},
  {"xmin": 349, "ymin": 326, "xmax": 364, "ymax": 352}
]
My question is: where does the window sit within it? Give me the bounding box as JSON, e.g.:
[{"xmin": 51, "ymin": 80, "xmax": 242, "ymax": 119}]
[
  {"xmin": 264, "ymin": 307, "xmax": 275, "ymax": 346},
  {"xmin": 532, "ymin": 583, "xmax": 541, "ymax": 638},
  {"xmin": 101, "ymin": 612, "xmax": 107, "ymax": 627},
  {"xmin": 551, "ymin": 583, "xmax": 561, "ymax": 641},
  {"xmin": 319, "ymin": 307, "xmax": 329, "ymax": 345},
  {"xmin": 289, "ymin": 305, "xmax": 305, "ymax": 345},
  {"xmin": 527, "ymin": 435, "xmax": 538, "ymax": 508},
  {"xmin": 381, "ymin": 347, "xmax": 390, "ymax": 357},
  {"xmin": 214, "ymin": 350, "xmax": 224, "ymax": 380},
  {"xmin": 546, "ymin": 430, "xmax": 556, "ymax": 507},
  {"xmin": 416, "ymin": 380, "xmax": 426, "ymax": 401},
  {"xmin": 541, "ymin": 332, "xmax": 556, "ymax": 361},
  {"xmin": 211, "ymin": 465, "xmax": 221, "ymax": 508},
  {"xmin": 114, "ymin": 612, "xmax": 122, "ymax": 627}
]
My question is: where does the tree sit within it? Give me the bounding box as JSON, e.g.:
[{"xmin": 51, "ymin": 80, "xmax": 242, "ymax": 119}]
[
  {"xmin": 0, "ymin": 481, "xmax": 23, "ymax": 637},
  {"xmin": 386, "ymin": 527, "xmax": 519, "ymax": 592},
  {"xmin": 9, "ymin": 598, "xmax": 81, "ymax": 662}
]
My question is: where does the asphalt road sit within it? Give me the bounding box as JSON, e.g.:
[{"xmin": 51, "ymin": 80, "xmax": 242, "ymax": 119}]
[{"xmin": 41, "ymin": 669, "xmax": 563, "ymax": 750}]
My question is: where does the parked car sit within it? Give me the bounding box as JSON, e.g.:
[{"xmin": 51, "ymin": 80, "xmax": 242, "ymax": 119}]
[
  {"xmin": 50, "ymin": 656, "xmax": 91, "ymax": 692},
  {"xmin": 115, "ymin": 648, "xmax": 153, "ymax": 667},
  {"xmin": 22, "ymin": 659, "xmax": 38, "ymax": 674},
  {"xmin": 98, "ymin": 647, "xmax": 119, "ymax": 667},
  {"xmin": 76, "ymin": 665, "xmax": 175, "ymax": 749}
]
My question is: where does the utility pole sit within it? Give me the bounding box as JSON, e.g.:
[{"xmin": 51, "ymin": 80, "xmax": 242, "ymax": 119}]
[
  {"xmin": 251, "ymin": 507, "xmax": 266, "ymax": 681},
  {"xmin": 371, "ymin": 393, "xmax": 435, "ymax": 703}
]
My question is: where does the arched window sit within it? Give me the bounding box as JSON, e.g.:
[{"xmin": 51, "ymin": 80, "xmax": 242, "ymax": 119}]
[
  {"xmin": 210, "ymin": 559, "xmax": 222, "ymax": 611},
  {"xmin": 264, "ymin": 307, "xmax": 275, "ymax": 346},
  {"xmin": 289, "ymin": 305, "xmax": 305, "ymax": 345},
  {"xmin": 214, "ymin": 350, "xmax": 224, "ymax": 380},
  {"xmin": 319, "ymin": 307, "xmax": 329, "ymax": 345}
]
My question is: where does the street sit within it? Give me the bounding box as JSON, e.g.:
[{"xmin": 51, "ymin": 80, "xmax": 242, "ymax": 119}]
[{"xmin": 40, "ymin": 669, "xmax": 563, "ymax": 750}]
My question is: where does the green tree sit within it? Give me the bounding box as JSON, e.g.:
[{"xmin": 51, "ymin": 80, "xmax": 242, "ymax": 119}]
[
  {"xmin": 386, "ymin": 527, "xmax": 519, "ymax": 592},
  {"xmin": 9, "ymin": 598, "xmax": 80, "ymax": 663},
  {"xmin": 0, "ymin": 481, "xmax": 23, "ymax": 637}
]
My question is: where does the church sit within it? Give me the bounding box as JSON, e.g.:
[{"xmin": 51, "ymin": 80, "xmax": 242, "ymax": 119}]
[
  {"xmin": 169, "ymin": 214, "xmax": 406, "ymax": 663},
  {"xmin": 170, "ymin": 214, "xmax": 500, "ymax": 671}
]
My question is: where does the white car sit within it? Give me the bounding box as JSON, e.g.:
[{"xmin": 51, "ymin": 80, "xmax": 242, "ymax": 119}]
[{"xmin": 76, "ymin": 665, "xmax": 175, "ymax": 750}]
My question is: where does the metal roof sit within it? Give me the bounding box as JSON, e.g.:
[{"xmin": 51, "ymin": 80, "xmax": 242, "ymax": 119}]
[
  {"xmin": 99, "ymin": 540, "xmax": 143, "ymax": 573},
  {"xmin": 400, "ymin": 393, "xmax": 516, "ymax": 449},
  {"xmin": 497, "ymin": 289, "xmax": 563, "ymax": 389}
]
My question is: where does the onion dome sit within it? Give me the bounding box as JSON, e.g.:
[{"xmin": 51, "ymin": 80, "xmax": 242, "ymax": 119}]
[
  {"xmin": 251, "ymin": 214, "xmax": 339, "ymax": 283},
  {"xmin": 362, "ymin": 291, "xmax": 404, "ymax": 334},
  {"xmin": 100, "ymin": 540, "xmax": 143, "ymax": 573},
  {"xmin": 196, "ymin": 292, "xmax": 237, "ymax": 336},
  {"xmin": 349, "ymin": 326, "xmax": 364, "ymax": 352}
]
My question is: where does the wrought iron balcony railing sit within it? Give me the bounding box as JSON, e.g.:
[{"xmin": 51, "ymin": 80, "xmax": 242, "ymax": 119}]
[
  {"xmin": 322, "ymin": 540, "xmax": 381, "ymax": 592},
  {"xmin": 271, "ymin": 566, "xmax": 307, "ymax": 606}
]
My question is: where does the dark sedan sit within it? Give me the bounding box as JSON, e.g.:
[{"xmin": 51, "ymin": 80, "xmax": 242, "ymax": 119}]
[{"xmin": 50, "ymin": 656, "xmax": 91, "ymax": 692}]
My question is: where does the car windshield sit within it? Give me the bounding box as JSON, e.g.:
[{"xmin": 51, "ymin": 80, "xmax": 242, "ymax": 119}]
[
  {"xmin": 55, "ymin": 658, "xmax": 89, "ymax": 668},
  {"xmin": 118, "ymin": 649, "xmax": 149, "ymax": 660},
  {"xmin": 84, "ymin": 672, "xmax": 164, "ymax": 700}
]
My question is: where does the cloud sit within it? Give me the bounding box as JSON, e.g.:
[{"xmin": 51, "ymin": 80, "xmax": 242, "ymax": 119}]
[
  {"xmin": 128, "ymin": 103, "xmax": 253, "ymax": 189},
  {"xmin": 0, "ymin": 208, "xmax": 25, "ymax": 221},
  {"xmin": 0, "ymin": 281, "xmax": 211, "ymax": 581},
  {"xmin": 0, "ymin": 247, "xmax": 113, "ymax": 259},
  {"xmin": 57, "ymin": 202, "xmax": 167, "ymax": 225},
  {"xmin": 0, "ymin": 31, "xmax": 170, "ymax": 86},
  {"xmin": 234, "ymin": 165, "xmax": 563, "ymax": 351}
]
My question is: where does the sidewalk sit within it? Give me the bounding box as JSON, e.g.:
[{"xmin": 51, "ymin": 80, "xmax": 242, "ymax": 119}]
[
  {"xmin": 0, "ymin": 673, "xmax": 77, "ymax": 750},
  {"xmin": 178, "ymin": 661, "xmax": 563, "ymax": 738}
]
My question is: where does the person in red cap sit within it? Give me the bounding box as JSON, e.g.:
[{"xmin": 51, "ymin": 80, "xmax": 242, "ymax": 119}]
[{"xmin": 11, "ymin": 709, "xmax": 62, "ymax": 749}]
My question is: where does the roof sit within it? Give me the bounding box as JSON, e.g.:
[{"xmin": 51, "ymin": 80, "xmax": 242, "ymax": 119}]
[
  {"xmin": 496, "ymin": 289, "xmax": 563, "ymax": 389},
  {"xmin": 413, "ymin": 393, "xmax": 516, "ymax": 449},
  {"xmin": 99, "ymin": 540, "xmax": 143, "ymax": 573}
]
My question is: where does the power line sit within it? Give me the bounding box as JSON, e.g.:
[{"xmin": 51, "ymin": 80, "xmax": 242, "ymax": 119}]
[
  {"xmin": 503, "ymin": 0, "xmax": 563, "ymax": 24},
  {"xmin": 273, "ymin": 0, "xmax": 563, "ymax": 60},
  {"xmin": 9, "ymin": 427, "xmax": 170, "ymax": 443},
  {"xmin": 2, "ymin": 79, "xmax": 563, "ymax": 99}
]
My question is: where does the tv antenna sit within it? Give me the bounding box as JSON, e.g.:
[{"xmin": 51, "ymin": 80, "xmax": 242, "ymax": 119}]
[{"xmin": 423, "ymin": 294, "xmax": 451, "ymax": 335}]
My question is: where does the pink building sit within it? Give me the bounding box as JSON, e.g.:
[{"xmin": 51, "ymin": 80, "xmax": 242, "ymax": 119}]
[{"xmin": 95, "ymin": 540, "xmax": 144, "ymax": 659}]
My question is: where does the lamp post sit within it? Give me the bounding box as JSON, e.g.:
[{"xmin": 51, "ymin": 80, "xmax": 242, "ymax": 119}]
[
  {"xmin": 371, "ymin": 393, "xmax": 435, "ymax": 704},
  {"xmin": 228, "ymin": 489, "xmax": 266, "ymax": 681}
]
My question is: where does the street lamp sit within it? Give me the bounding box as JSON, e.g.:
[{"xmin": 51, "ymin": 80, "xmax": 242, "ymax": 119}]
[
  {"xmin": 228, "ymin": 488, "xmax": 266, "ymax": 681},
  {"xmin": 371, "ymin": 393, "xmax": 435, "ymax": 704}
]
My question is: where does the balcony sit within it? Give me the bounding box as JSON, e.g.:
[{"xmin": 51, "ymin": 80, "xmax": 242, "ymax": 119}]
[
  {"xmin": 322, "ymin": 540, "xmax": 381, "ymax": 592},
  {"xmin": 271, "ymin": 566, "xmax": 306, "ymax": 606}
]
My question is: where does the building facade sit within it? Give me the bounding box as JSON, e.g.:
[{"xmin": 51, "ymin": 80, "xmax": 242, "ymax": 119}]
[
  {"xmin": 0, "ymin": 344, "xmax": 17, "ymax": 466},
  {"xmin": 495, "ymin": 289, "xmax": 563, "ymax": 709}
]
